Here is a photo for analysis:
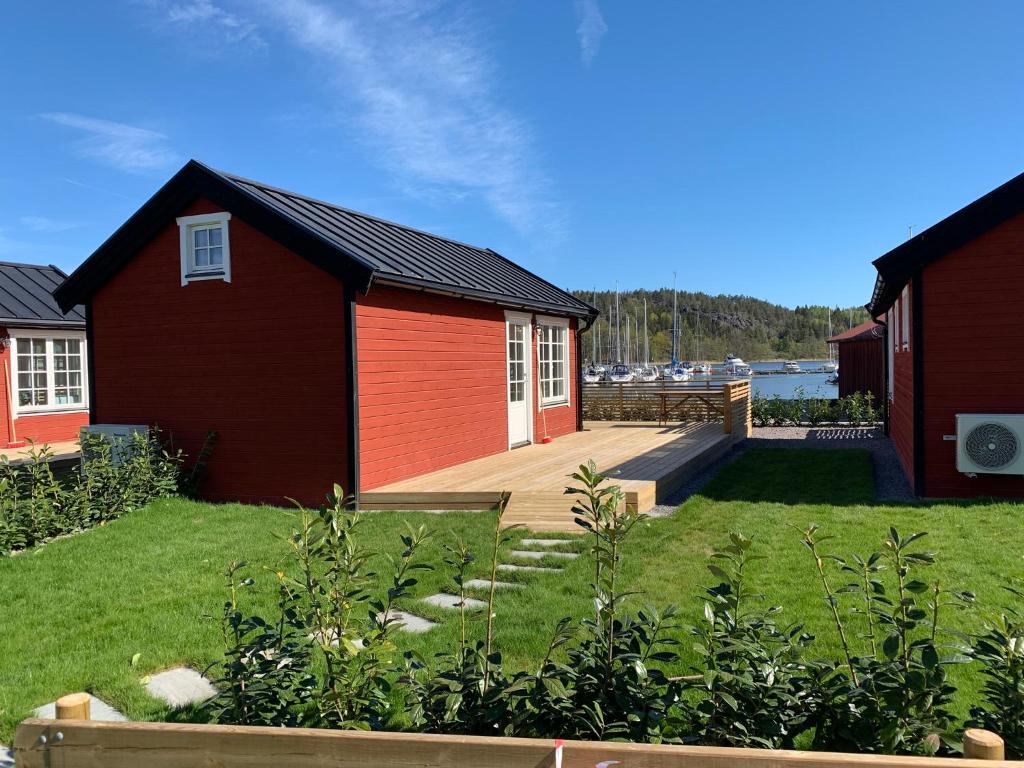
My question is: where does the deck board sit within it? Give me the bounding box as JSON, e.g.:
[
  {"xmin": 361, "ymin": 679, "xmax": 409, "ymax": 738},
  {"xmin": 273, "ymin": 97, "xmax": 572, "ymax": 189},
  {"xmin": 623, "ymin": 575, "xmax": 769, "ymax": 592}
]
[{"xmin": 360, "ymin": 421, "xmax": 734, "ymax": 531}]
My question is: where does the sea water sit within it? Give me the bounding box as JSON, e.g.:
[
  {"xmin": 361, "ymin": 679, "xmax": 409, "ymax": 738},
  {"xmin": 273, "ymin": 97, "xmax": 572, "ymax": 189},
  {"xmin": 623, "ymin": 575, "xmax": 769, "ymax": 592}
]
[{"xmin": 747, "ymin": 360, "xmax": 837, "ymax": 400}]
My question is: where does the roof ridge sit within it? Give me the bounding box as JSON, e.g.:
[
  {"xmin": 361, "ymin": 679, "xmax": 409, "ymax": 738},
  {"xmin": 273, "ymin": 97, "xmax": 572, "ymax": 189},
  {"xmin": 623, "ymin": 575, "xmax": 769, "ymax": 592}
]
[
  {"xmin": 0, "ymin": 260, "xmax": 66, "ymax": 271},
  {"xmin": 213, "ymin": 167, "xmax": 494, "ymax": 256}
]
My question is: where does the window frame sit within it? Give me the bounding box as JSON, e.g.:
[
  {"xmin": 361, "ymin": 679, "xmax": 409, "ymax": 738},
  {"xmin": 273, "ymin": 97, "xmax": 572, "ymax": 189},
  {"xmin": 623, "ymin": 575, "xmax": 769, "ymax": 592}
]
[
  {"xmin": 9, "ymin": 330, "xmax": 89, "ymax": 416},
  {"xmin": 177, "ymin": 212, "xmax": 232, "ymax": 285},
  {"xmin": 901, "ymin": 285, "xmax": 910, "ymax": 352},
  {"xmin": 536, "ymin": 315, "xmax": 571, "ymax": 408}
]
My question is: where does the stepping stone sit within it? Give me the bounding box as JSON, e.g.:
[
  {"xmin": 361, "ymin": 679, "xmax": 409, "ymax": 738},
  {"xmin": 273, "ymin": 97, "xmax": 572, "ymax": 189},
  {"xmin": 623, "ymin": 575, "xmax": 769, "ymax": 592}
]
[
  {"xmin": 510, "ymin": 550, "xmax": 578, "ymax": 560},
  {"xmin": 463, "ymin": 578, "xmax": 523, "ymax": 590},
  {"xmin": 310, "ymin": 629, "xmax": 365, "ymax": 649},
  {"xmin": 35, "ymin": 693, "xmax": 127, "ymax": 721},
  {"xmin": 422, "ymin": 593, "xmax": 487, "ymax": 610},
  {"xmin": 498, "ymin": 563, "xmax": 562, "ymax": 573},
  {"xmin": 382, "ymin": 610, "xmax": 437, "ymax": 633},
  {"xmin": 144, "ymin": 667, "xmax": 216, "ymax": 709},
  {"xmin": 521, "ymin": 538, "xmax": 578, "ymax": 548},
  {"xmin": 0, "ymin": 745, "xmax": 11, "ymax": 768}
]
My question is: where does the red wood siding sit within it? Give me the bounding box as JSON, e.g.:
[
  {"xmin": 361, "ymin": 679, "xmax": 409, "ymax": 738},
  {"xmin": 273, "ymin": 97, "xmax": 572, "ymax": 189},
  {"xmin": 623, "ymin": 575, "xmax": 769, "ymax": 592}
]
[
  {"xmin": 889, "ymin": 292, "xmax": 916, "ymax": 490},
  {"xmin": 920, "ymin": 211, "xmax": 1024, "ymax": 498},
  {"xmin": 836, "ymin": 337, "xmax": 884, "ymax": 404},
  {"xmin": 356, "ymin": 288, "xmax": 580, "ymax": 490},
  {"xmin": 0, "ymin": 331, "xmax": 88, "ymax": 448},
  {"xmin": 91, "ymin": 197, "xmax": 349, "ymax": 505}
]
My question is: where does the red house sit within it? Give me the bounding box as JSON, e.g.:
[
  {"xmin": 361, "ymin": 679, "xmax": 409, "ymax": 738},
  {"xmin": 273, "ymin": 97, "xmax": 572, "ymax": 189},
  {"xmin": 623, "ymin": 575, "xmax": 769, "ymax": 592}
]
[
  {"xmin": 867, "ymin": 170, "xmax": 1024, "ymax": 498},
  {"xmin": 0, "ymin": 262, "xmax": 87, "ymax": 450},
  {"xmin": 54, "ymin": 160, "xmax": 597, "ymax": 504},
  {"xmin": 826, "ymin": 320, "xmax": 884, "ymax": 404}
]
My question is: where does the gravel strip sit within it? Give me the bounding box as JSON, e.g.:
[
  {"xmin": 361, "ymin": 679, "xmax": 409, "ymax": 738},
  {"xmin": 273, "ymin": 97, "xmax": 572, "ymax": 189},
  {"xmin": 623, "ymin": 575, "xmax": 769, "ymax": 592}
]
[{"xmin": 647, "ymin": 426, "xmax": 914, "ymax": 517}]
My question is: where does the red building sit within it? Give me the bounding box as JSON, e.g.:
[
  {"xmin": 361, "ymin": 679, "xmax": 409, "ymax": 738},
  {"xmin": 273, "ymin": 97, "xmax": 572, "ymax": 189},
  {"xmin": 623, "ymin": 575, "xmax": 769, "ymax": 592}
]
[
  {"xmin": 0, "ymin": 262, "xmax": 88, "ymax": 450},
  {"xmin": 826, "ymin": 320, "xmax": 884, "ymax": 404},
  {"xmin": 54, "ymin": 161, "xmax": 597, "ymax": 504},
  {"xmin": 867, "ymin": 171, "xmax": 1024, "ymax": 498}
]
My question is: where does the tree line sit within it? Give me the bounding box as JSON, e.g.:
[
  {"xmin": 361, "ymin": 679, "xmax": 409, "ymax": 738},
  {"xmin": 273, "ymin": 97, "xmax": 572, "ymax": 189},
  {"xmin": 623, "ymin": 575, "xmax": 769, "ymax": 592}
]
[{"xmin": 573, "ymin": 288, "xmax": 871, "ymax": 363}]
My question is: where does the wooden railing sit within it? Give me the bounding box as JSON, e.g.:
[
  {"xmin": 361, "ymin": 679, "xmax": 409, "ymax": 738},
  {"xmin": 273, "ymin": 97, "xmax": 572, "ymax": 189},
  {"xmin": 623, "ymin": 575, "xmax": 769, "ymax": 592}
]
[
  {"xmin": 13, "ymin": 717, "xmax": 1013, "ymax": 767},
  {"xmin": 583, "ymin": 378, "xmax": 752, "ymax": 438}
]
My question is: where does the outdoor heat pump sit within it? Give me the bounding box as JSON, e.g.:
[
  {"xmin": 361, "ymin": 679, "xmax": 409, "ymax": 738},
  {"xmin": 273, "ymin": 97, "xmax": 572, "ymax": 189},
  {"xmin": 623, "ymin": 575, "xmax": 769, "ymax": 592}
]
[
  {"xmin": 80, "ymin": 424, "xmax": 148, "ymax": 468},
  {"xmin": 956, "ymin": 414, "xmax": 1024, "ymax": 476}
]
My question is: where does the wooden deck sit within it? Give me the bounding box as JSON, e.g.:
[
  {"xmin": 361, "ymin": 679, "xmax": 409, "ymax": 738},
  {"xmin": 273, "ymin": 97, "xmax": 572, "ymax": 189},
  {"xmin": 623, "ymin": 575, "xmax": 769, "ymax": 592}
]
[{"xmin": 360, "ymin": 421, "xmax": 736, "ymax": 531}]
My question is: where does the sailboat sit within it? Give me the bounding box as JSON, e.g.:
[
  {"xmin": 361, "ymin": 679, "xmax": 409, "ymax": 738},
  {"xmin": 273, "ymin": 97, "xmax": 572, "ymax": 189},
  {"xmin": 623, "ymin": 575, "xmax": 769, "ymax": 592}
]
[
  {"xmin": 823, "ymin": 309, "xmax": 838, "ymax": 373},
  {"xmin": 637, "ymin": 299, "xmax": 658, "ymax": 382}
]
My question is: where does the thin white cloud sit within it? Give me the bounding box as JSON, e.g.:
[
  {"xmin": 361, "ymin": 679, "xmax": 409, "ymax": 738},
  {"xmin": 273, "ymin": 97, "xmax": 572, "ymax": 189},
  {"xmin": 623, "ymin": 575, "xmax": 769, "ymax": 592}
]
[
  {"xmin": 259, "ymin": 0, "xmax": 564, "ymax": 239},
  {"xmin": 575, "ymin": 0, "xmax": 608, "ymax": 66},
  {"xmin": 19, "ymin": 216, "xmax": 81, "ymax": 233},
  {"xmin": 40, "ymin": 113, "xmax": 179, "ymax": 173},
  {"xmin": 165, "ymin": 0, "xmax": 264, "ymax": 47}
]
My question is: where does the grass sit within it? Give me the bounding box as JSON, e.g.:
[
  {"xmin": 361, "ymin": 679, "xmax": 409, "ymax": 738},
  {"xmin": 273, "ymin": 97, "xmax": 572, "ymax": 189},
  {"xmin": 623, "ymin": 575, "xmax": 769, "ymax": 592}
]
[{"xmin": 2, "ymin": 447, "xmax": 1023, "ymax": 741}]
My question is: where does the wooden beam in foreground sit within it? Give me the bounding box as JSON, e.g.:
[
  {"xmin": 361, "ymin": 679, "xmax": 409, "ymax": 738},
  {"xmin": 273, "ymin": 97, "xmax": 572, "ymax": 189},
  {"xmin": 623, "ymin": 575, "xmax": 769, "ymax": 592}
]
[{"xmin": 14, "ymin": 719, "xmax": 1019, "ymax": 768}]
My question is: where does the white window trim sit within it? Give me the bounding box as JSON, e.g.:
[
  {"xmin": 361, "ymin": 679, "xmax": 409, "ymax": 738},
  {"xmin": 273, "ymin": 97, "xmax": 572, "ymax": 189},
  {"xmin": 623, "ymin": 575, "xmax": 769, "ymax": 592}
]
[
  {"xmin": 504, "ymin": 311, "xmax": 534, "ymax": 449},
  {"xmin": 901, "ymin": 285, "xmax": 910, "ymax": 351},
  {"xmin": 177, "ymin": 212, "xmax": 232, "ymax": 286},
  {"xmin": 536, "ymin": 315, "xmax": 571, "ymax": 409},
  {"xmin": 9, "ymin": 330, "xmax": 89, "ymax": 417}
]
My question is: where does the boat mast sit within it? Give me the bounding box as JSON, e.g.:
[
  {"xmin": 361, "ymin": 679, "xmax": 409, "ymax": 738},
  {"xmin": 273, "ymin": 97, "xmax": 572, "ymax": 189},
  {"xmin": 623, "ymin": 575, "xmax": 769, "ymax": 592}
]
[
  {"xmin": 615, "ymin": 283, "xmax": 621, "ymax": 363},
  {"xmin": 671, "ymin": 273, "xmax": 678, "ymax": 366},
  {"xmin": 643, "ymin": 298, "xmax": 650, "ymax": 366},
  {"xmin": 591, "ymin": 285, "xmax": 598, "ymax": 364},
  {"xmin": 624, "ymin": 313, "xmax": 630, "ymax": 365},
  {"xmin": 634, "ymin": 315, "xmax": 640, "ymax": 365}
]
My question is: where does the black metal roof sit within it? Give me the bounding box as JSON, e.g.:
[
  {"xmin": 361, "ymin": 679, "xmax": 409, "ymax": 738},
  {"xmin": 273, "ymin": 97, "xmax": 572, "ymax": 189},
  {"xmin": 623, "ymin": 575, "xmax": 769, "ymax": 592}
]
[
  {"xmin": 55, "ymin": 160, "xmax": 597, "ymax": 320},
  {"xmin": 867, "ymin": 168, "xmax": 1024, "ymax": 315},
  {"xmin": 0, "ymin": 262, "xmax": 84, "ymax": 328}
]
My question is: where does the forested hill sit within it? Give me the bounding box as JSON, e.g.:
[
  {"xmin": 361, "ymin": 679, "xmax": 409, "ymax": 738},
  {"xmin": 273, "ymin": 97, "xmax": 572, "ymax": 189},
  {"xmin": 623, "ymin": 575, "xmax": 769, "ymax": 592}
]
[{"xmin": 571, "ymin": 288, "xmax": 871, "ymax": 363}]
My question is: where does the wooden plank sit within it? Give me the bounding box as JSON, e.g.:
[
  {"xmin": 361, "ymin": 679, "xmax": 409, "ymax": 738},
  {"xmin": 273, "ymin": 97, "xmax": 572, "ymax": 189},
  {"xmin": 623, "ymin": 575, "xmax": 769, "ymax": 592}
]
[{"xmin": 14, "ymin": 719, "xmax": 1017, "ymax": 768}]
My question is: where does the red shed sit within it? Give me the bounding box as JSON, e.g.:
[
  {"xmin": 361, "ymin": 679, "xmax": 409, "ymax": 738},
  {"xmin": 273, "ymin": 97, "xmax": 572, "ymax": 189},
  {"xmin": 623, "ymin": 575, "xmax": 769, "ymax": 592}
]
[
  {"xmin": 867, "ymin": 170, "xmax": 1024, "ymax": 498},
  {"xmin": 54, "ymin": 161, "xmax": 597, "ymax": 504},
  {"xmin": 0, "ymin": 262, "xmax": 87, "ymax": 451},
  {"xmin": 826, "ymin": 320, "xmax": 885, "ymax": 404}
]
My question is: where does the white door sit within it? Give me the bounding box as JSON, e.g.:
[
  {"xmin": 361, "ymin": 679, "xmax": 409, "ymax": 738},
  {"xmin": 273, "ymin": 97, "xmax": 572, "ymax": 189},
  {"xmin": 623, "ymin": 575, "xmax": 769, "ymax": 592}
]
[{"xmin": 506, "ymin": 318, "xmax": 531, "ymax": 447}]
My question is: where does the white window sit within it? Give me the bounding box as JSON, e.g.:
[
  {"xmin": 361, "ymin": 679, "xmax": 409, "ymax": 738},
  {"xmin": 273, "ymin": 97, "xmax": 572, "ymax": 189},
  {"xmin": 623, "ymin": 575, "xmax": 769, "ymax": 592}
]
[
  {"xmin": 901, "ymin": 285, "xmax": 910, "ymax": 351},
  {"xmin": 177, "ymin": 212, "xmax": 231, "ymax": 285},
  {"xmin": 11, "ymin": 333, "xmax": 88, "ymax": 414},
  {"xmin": 537, "ymin": 317, "xmax": 569, "ymax": 406},
  {"xmin": 893, "ymin": 296, "xmax": 901, "ymax": 351}
]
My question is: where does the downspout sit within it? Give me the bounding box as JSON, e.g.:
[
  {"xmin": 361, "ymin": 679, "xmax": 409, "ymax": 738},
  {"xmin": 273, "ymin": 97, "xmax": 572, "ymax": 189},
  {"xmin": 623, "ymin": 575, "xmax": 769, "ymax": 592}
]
[
  {"xmin": 86, "ymin": 302, "xmax": 97, "ymax": 424},
  {"xmin": 577, "ymin": 313, "xmax": 597, "ymax": 432},
  {"xmin": 911, "ymin": 273, "xmax": 925, "ymax": 497},
  {"xmin": 345, "ymin": 284, "xmax": 361, "ymax": 501}
]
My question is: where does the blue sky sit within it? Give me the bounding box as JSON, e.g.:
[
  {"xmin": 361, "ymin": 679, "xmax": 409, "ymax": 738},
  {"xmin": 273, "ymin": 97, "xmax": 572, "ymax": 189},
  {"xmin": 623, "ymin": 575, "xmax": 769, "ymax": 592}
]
[{"xmin": 3, "ymin": 1, "xmax": 1024, "ymax": 308}]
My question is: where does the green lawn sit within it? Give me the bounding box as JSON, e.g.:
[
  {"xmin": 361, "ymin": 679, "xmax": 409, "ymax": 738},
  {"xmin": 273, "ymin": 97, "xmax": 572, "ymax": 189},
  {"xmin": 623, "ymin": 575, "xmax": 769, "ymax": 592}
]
[{"xmin": 2, "ymin": 448, "xmax": 1023, "ymax": 741}]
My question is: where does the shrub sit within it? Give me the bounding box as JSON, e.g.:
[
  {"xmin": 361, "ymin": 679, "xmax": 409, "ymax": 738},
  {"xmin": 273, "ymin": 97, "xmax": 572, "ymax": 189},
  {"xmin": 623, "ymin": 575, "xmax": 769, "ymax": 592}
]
[
  {"xmin": 967, "ymin": 582, "xmax": 1024, "ymax": 759},
  {"xmin": 0, "ymin": 430, "xmax": 183, "ymax": 555}
]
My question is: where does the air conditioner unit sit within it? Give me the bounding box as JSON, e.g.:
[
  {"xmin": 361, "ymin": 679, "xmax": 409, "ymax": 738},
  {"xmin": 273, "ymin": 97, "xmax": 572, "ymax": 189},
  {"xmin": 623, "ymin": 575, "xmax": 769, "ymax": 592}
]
[
  {"xmin": 956, "ymin": 414, "xmax": 1024, "ymax": 475},
  {"xmin": 80, "ymin": 424, "xmax": 148, "ymax": 467}
]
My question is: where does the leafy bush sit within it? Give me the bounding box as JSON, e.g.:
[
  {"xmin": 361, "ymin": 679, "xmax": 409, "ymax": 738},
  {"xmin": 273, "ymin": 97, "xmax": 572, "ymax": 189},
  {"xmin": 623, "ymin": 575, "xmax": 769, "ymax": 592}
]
[
  {"xmin": 751, "ymin": 392, "xmax": 882, "ymax": 427},
  {"xmin": 204, "ymin": 471, "xmax": 1024, "ymax": 755},
  {"xmin": 0, "ymin": 430, "xmax": 183, "ymax": 555},
  {"xmin": 967, "ymin": 582, "xmax": 1024, "ymax": 759}
]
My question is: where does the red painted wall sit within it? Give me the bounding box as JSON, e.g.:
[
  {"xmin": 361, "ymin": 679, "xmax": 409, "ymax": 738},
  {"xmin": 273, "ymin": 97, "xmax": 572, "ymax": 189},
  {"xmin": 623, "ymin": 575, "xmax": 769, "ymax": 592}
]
[
  {"xmin": 919, "ymin": 212, "xmax": 1024, "ymax": 498},
  {"xmin": 0, "ymin": 332, "xmax": 88, "ymax": 448},
  {"xmin": 91, "ymin": 197, "xmax": 349, "ymax": 505},
  {"xmin": 356, "ymin": 288, "xmax": 580, "ymax": 490},
  {"xmin": 836, "ymin": 337, "xmax": 884, "ymax": 404},
  {"xmin": 889, "ymin": 286, "xmax": 916, "ymax": 490}
]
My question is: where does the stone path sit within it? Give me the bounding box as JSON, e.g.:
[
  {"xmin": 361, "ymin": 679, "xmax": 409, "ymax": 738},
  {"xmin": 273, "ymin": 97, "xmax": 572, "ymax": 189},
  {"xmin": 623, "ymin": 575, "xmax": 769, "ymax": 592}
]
[
  {"xmin": 463, "ymin": 578, "xmax": 522, "ymax": 589},
  {"xmin": 498, "ymin": 563, "xmax": 563, "ymax": 573},
  {"xmin": 521, "ymin": 538, "xmax": 576, "ymax": 548},
  {"xmin": 145, "ymin": 667, "xmax": 216, "ymax": 709},
  {"xmin": 385, "ymin": 610, "xmax": 437, "ymax": 633},
  {"xmin": 0, "ymin": 745, "xmax": 11, "ymax": 768},
  {"xmin": 422, "ymin": 593, "xmax": 487, "ymax": 610},
  {"xmin": 509, "ymin": 549, "xmax": 578, "ymax": 560}
]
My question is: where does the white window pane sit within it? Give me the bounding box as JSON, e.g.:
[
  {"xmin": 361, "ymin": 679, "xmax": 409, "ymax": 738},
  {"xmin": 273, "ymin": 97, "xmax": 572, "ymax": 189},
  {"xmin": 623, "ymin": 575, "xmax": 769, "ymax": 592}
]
[
  {"xmin": 33, "ymin": 356, "xmax": 46, "ymax": 371},
  {"xmin": 194, "ymin": 228, "xmax": 208, "ymax": 247},
  {"xmin": 16, "ymin": 339, "xmax": 29, "ymax": 354},
  {"xmin": 55, "ymin": 372, "xmax": 68, "ymax": 387},
  {"xmin": 32, "ymin": 339, "xmax": 45, "ymax": 354},
  {"xmin": 34, "ymin": 391, "xmax": 47, "ymax": 405},
  {"xmin": 53, "ymin": 339, "xmax": 66, "ymax": 354},
  {"xmin": 67, "ymin": 339, "xmax": 81, "ymax": 354},
  {"xmin": 209, "ymin": 227, "xmax": 222, "ymax": 246},
  {"xmin": 69, "ymin": 372, "xmax": 82, "ymax": 386},
  {"xmin": 17, "ymin": 373, "xmax": 30, "ymax": 389},
  {"xmin": 209, "ymin": 246, "xmax": 223, "ymax": 265},
  {"xmin": 69, "ymin": 388, "xmax": 82, "ymax": 403},
  {"xmin": 18, "ymin": 391, "xmax": 30, "ymax": 406},
  {"xmin": 34, "ymin": 373, "xmax": 46, "ymax": 388}
]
